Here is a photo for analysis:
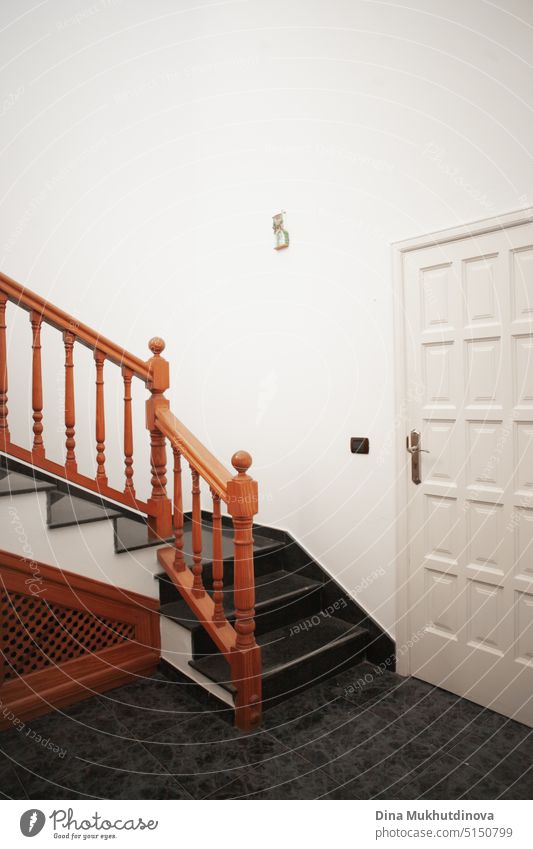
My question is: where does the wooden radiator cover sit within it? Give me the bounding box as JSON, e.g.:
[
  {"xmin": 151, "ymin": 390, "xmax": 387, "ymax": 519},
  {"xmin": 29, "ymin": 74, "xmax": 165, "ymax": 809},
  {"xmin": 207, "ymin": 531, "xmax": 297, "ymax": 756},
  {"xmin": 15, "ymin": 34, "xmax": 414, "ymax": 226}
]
[{"xmin": 0, "ymin": 549, "xmax": 160, "ymax": 729}]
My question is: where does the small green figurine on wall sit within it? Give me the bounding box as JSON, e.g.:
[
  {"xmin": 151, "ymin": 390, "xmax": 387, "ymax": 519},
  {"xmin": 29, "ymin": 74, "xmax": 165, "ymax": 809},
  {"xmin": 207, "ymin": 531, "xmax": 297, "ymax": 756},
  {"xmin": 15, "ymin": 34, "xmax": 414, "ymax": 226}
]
[{"xmin": 273, "ymin": 211, "xmax": 289, "ymax": 250}]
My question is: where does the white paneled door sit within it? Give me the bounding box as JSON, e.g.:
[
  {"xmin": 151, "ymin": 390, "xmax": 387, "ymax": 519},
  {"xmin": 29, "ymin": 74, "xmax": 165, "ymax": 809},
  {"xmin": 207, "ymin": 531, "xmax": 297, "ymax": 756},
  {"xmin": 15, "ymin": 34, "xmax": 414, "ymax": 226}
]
[{"xmin": 398, "ymin": 213, "xmax": 533, "ymax": 727}]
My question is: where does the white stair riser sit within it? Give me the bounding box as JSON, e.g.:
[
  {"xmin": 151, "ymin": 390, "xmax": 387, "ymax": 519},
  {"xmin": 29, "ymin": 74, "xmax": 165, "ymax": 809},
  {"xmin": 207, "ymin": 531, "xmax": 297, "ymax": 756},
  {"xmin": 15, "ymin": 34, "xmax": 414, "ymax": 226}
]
[
  {"xmin": 160, "ymin": 616, "xmax": 234, "ymax": 707},
  {"xmin": 1, "ymin": 490, "xmax": 160, "ymax": 599}
]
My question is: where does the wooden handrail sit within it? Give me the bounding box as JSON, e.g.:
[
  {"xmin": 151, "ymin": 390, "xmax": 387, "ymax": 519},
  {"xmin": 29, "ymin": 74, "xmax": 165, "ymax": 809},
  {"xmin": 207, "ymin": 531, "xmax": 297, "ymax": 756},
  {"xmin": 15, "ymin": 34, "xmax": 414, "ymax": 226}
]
[
  {"xmin": 0, "ymin": 271, "xmax": 159, "ymax": 517},
  {"xmin": 0, "ymin": 271, "xmax": 150, "ymax": 380},
  {"xmin": 148, "ymin": 337, "xmax": 261, "ymax": 729},
  {"xmin": 155, "ymin": 407, "xmax": 232, "ymax": 501},
  {"xmin": 0, "ymin": 271, "xmax": 234, "ymax": 503},
  {"xmin": 0, "ymin": 270, "xmax": 262, "ymax": 730},
  {"xmin": 158, "ymin": 445, "xmax": 261, "ymax": 731}
]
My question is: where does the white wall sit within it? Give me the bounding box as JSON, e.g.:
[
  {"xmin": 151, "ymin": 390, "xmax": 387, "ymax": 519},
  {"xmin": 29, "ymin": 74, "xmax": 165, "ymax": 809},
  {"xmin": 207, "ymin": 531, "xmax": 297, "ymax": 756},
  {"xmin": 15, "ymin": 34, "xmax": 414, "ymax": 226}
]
[
  {"xmin": 1, "ymin": 0, "xmax": 533, "ymax": 636},
  {"xmin": 1, "ymin": 489, "xmax": 162, "ymax": 599}
]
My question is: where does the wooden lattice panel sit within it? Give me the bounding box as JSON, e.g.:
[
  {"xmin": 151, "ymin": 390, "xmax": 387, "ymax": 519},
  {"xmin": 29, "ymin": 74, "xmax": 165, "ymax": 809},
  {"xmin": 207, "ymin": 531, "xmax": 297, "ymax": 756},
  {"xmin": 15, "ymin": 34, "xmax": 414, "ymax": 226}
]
[{"xmin": 1, "ymin": 590, "xmax": 136, "ymax": 680}]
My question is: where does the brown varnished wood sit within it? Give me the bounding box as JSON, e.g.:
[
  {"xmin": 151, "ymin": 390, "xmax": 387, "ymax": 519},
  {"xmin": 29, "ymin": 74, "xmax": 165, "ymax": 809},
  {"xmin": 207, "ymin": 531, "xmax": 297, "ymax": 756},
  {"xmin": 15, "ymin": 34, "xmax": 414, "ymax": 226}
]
[
  {"xmin": 172, "ymin": 445, "xmax": 186, "ymax": 571},
  {"xmin": 29, "ymin": 311, "xmax": 45, "ymax": 459},
  {"xmin": 211, "ymin": 489, "xmax": 225, "ymax": 625},
  {"xmin": 155, "ymin": 406, "xmax": 232, "ymax": 501},
  {"xmin": 147, "ymin": 427, "xmax": 171, "ymax": 538},
  {"xmin": 63, "ymin": 330, "xmax": 77, "ymax": 472},
  {"xmin": 94, "ymin": 349, "xmax": 107, "ymax": 487},
  {"xmin": 230, "ymin": 645, "xmax": 262, "ymax": 732},
  {"xmin": 0, "ymin": 274, "xmax": 157, "ymax": 516},
  {"xmin": 159, "ymin": 448, "xmax": 262, "ymax": 730},
  {"xmin": 0, "ymin": 272, "xmax": 264, "ymax": 729},
  {"xmin": 122, "ymin": 366, "xmax": 135, "ymax": 497},
  {"xmin": 2, "ymin": 441, "xmax": 150, "ymax": 514},
  {"xmin": 190, "ymin": 466, "xmax": 204, "ymax": 595},
  {"xmin": 0, "ymin": 271, "xmax": 150, "ymax": 379},
  {"xmin": 0, "ymin": 547, "xmax": 160, "ymax": 613},
  {"xmin": 0, "ymin": 294, "xmax": 9, "ymax": 452},
  {"xmin": 227, "ymin": 451, "xmax": 262, "ymax": 730},
  {"xmin": 145, "ymin": 338, "xmax": 172, "ymax": 539},
  {"xmin": 0, "ymin": 548, "xmax": 160, "ymax": 729},
  {"xmin": 230, "ymin": 515, "xmax": 257, "ymax": 652},
  {"xmin": 158, "ymin": 546, "xmax": 236, "ymax": 655},
  {"xmin": 0, "ymin": 645, "xmax": 158, "ymax": 730}
]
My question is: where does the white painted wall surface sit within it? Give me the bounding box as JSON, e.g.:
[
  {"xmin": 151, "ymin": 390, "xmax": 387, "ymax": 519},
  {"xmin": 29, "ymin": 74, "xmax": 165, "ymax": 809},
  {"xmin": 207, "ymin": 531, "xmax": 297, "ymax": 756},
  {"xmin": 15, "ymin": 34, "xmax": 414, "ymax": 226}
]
[
  {"xmin": 0, "ymin": 489, "xmax": 161, "ymax": 599},
  {"xmin": 1, "ymin": 0, "xmax": 533, "ymax": 635}
]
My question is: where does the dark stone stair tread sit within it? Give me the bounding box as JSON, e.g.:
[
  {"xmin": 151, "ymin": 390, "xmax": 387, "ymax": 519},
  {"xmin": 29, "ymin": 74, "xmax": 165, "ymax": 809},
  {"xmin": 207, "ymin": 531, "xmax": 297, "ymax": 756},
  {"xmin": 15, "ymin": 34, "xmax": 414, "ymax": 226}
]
[
  {"xmin": 259, "ymin": 618, "xmax": 366, "ymax": 669},
  {"xmin": 113, "ymin": 515, "xmax": 175, "ymax": 553},
  {"xmin": 0, "ymin": 469, "xmax": 56, "ymax": 497},
  {"xmin": 159, "ymin": 599, "xmax": 200, "ymax": 628},
  {"xmin": 190, "ymin": 618, "xmax": 368, "ymax": 689},
  {"xmin": 47, "ymin": 492, "xmax": 121, "ymax": 528},
  {"xmin": 159, "ymin": 570, "xmax": 322, "ymax": 629},
  {"xmin": 116, "ymin": 515, "xmax": 281, "ymax": 556}
]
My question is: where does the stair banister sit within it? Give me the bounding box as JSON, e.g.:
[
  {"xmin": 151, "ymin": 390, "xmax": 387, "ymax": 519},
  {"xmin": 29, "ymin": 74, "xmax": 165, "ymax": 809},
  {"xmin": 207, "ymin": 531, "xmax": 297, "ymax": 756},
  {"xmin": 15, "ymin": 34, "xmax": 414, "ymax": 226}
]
[
  {"xmin": 154, "ymin": 406, "xmax": 233, "ymax": 499},
  {"xmin": 153, "ymin": 389, "xmax": 262, "ymax": 729},
  {"xmin": 226, "ymin": 450, "xmax": 262, "ymax": 730},
  {"xmin": 145, "ymin": 337, "xmax": 172, "ymax": 539},
  {"xmin": 0, "ymin": 270, "xmax": 172, "ymax": 528},
  {"xmin": 0, "ymin": 294, "xmax": 9, "ymax": 449},
  {"xmin": 0, "ymin": 270, "xmax": 263, "ymax": 730},
  {"xmin": 0, "ymin": 271, "xmax": 150, "ymax": 378}
]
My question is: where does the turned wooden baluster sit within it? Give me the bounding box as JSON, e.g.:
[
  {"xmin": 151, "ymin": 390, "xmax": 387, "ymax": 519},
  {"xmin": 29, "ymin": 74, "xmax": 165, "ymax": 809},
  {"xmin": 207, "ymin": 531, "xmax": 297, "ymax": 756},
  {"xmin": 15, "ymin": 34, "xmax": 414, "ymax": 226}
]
[
  {"xmin": 94, "ymin": 349, "xmax": 108, "ymax": 487},
  {"xmin": 190, "ymin": 466, "xmax": 204, "ymax": 595},
  {"xmin": 122, "ymin": 366, "xmax": 135, "ymax": 499},
  {"xmin": 29, "ymin": 311, "xmax": 45, "ymax": 459},
  {"xmin": 145, "ymin": 337, "xmax": 172, "ymax": 539},
  {"xmin": 63, "ymin": 330, "xmax": 77, "ymax": 472},
  {"xmin": 0, "ymin": 294, "xmax": 10, "ymax": 451},
  {"xmin": 172, "ymin": 445, "xmax": 186, "ymax": 571},
  {"xmin": 211, "ymin": 489, "xmax": 225, "ymax": 625},
  {"xmin": 227, "ymin": 450, "xmax": 262, "ymax": 731}
]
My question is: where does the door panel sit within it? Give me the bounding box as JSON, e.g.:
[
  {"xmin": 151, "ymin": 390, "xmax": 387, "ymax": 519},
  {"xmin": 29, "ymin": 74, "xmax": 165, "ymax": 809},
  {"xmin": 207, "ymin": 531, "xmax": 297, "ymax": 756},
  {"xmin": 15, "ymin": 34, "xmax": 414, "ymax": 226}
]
[{"xmin": 403, "ymin": 223, "xmax": 533, "ymax": 727}]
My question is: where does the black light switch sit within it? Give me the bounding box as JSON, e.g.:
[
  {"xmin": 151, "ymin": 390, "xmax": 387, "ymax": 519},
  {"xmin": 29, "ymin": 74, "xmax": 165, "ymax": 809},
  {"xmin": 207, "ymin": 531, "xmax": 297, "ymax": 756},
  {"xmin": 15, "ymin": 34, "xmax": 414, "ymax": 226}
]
[{"xmin": 350, "ymin": 437, "xmax": 369, "ymax": 455}]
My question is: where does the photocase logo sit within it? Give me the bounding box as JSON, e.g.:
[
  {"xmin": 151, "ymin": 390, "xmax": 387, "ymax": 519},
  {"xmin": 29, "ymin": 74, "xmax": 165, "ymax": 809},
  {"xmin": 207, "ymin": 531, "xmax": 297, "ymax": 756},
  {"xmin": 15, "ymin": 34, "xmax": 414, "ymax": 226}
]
[{"xmin": 20, "ymin": 810, "xmax": 46, "ymax": 837}]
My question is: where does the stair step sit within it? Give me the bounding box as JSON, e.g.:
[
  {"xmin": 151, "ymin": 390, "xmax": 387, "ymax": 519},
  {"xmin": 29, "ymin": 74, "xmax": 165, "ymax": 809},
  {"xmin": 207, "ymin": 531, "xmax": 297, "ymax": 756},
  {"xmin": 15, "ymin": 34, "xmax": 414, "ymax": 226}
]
[
  {"xmin": 1, "ymin": 453, "xmax": 384, "ymax": 722},
  {"xmin": 159, "ymin": 569, "xmax": 323, "ymax": 630},
  {"xmin": 131, "ymin": 520, "xmax": 281, "ymax": 569},
  {"xmin": 115, "ymin": 516, "xmax": 281, "ymax": 556},
  {"xmin": 47, "ymin": 491, "xmax": 121, "ymax": 529},
  {"xmin": 189, "ymin": 617, "xmax": 368, "ymax": 705},
  {"xmin": 0, "ymin": 469, "xmax": 56, "ymax": 498},
  {"xmin": 113, "ymin": 515, "xmax": 175, "ymax": 553},
  {"xmin": 0, "ymin": 455, "xmax": 140, "ymax": 524},
  {"xmin": 159, "ymin": 599, "xmax": 202, "ymax": 630}
]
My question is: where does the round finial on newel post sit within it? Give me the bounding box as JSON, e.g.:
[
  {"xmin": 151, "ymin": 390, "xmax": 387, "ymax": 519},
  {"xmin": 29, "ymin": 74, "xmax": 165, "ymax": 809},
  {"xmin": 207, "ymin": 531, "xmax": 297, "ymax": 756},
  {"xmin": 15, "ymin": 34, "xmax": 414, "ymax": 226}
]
[
  {"xmin": 146, "ymin": 337, "xmax": 169, "ymax": 394},
  {"xmin": 148, "ymin": 337, "xmax": 165, "ymax": 356},
  {"xmin": 231, "ymin": 450, "xmax": 252, "ymax": 477}
]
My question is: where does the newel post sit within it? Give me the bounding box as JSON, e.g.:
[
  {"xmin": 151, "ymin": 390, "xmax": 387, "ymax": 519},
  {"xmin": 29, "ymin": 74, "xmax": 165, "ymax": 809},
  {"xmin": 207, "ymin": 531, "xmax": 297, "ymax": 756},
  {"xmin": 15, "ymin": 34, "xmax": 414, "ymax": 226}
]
[
  {"xmin": 227, "ymin": 450, "xmax": 262, "ymax": 731},
  {"xmin": 145, "ymin": 337, "xmax": 172, "ymax": 540},
  {"xmin": 0, "ymin": 293, "xmax": 10, "ymax": 452}
]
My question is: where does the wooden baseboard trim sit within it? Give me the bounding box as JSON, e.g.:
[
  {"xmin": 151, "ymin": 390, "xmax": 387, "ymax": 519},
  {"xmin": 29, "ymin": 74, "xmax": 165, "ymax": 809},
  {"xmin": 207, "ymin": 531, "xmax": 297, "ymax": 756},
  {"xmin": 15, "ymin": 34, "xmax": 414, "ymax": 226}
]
[{"xmin": 0, "ymin": 646, "xmax": 158, "ymax": 730}]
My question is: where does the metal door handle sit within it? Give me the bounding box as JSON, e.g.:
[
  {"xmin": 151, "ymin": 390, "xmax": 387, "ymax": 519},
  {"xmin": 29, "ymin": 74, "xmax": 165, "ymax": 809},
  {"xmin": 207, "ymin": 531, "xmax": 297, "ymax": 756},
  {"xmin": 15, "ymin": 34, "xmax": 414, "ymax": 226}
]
[{"xmin": 406, "ymin": 430, "xmax": 429, "ymax": 484}]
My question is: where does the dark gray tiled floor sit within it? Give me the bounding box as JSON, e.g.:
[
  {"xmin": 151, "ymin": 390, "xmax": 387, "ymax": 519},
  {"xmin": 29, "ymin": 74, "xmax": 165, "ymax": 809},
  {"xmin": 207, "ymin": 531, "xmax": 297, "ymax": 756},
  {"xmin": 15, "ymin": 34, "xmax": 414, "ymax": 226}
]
[{"xmin": 1, "ymin": 663, "xmax": 531, "ymax": 800}]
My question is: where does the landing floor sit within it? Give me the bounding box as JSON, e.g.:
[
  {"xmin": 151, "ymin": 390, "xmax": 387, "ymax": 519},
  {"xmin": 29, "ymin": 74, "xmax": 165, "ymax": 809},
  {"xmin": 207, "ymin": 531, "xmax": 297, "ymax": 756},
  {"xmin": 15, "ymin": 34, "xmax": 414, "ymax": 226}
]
[{"xmin": 1, "ymin": 663, "xmax": 530, "ymax": 799}]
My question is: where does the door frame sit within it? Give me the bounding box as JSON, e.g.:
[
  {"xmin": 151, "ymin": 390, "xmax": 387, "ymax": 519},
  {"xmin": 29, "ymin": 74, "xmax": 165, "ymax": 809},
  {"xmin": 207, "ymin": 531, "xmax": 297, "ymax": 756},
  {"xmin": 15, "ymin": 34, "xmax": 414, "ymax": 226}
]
[{"xmin": 392, "ymin": 205, "xmax": 533, "ymax": 676}]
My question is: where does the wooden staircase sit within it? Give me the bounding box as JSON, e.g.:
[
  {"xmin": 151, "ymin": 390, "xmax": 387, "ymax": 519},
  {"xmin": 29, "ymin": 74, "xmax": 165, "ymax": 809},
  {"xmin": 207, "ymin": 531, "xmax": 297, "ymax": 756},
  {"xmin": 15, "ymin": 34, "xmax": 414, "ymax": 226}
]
[
  {"xmin": 155, "ymin": 515, "xmax": 369, "ymax": 709},
  {"xmin": 0, "ymin": 270, "xmax": 383, "ymax": 733}
]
